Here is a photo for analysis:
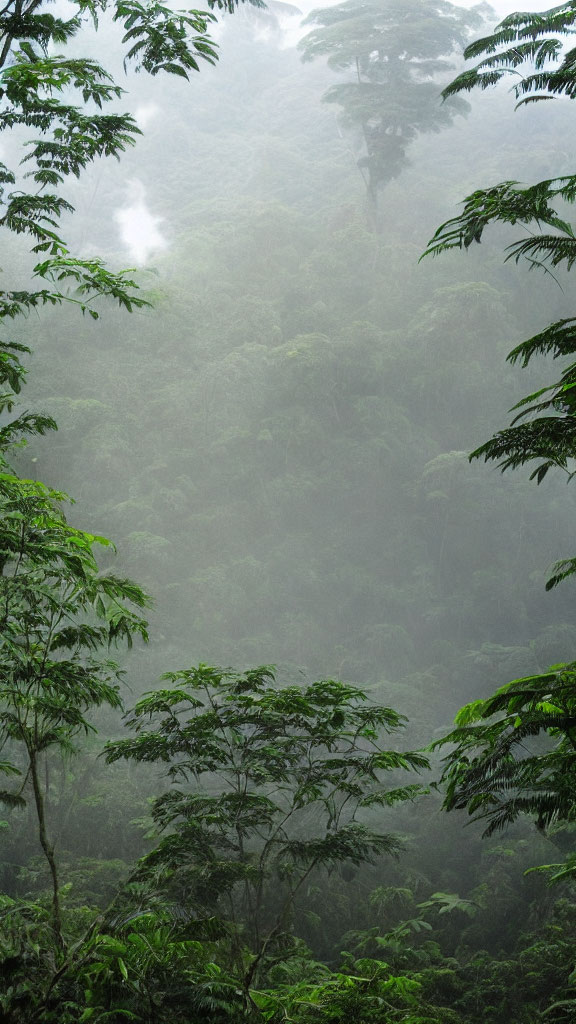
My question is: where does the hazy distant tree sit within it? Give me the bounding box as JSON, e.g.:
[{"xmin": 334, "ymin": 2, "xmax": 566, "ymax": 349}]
[{"xmin": 299, "ymin": 0, "xmax": 486, "ymax": 227}]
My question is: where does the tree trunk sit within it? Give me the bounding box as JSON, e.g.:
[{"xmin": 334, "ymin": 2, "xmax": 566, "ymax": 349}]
[{"xmin": 29, "ymin": 751, "xmax": 64, "ymax": 950}]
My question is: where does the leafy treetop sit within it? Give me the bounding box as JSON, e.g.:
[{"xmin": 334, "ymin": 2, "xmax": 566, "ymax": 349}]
[{"xmin": 106, "ymin": 665, "xmax": 429, "ymax": 995}]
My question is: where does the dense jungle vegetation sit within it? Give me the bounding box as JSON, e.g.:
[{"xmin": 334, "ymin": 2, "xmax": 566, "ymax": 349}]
[{"xmin": 3, "ymin": 0, "xmax": 576, "ymax": 1019}]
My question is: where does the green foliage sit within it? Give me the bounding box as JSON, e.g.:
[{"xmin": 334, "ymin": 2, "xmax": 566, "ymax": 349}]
[
  {"xmin": 76, "ymin": 913, "xmax": 239, "ymax": 1024},
  {"xmin": 0, "ymin": 0, "xmax": 253, "ymax": 324},
  {"xmin": 113, "ymin": 0, "xmax": 218, "ymax": 77},
  {"xmin": 254, "ymin": 956, "xmax": 427, "ymax": 1022},
  {"xmin": 441, "ymin": 3, "xmax": 576, "ymax": 106},
  {"xmin": 106, "ymin": 666, "xmax": 428, "ymax": 992},
  {"xmin": 423, "ymin": 4, "xmax": 576, "ymax": 592},
  {"xmin": 423, "ymin": 177, "xmax": 576, "ymax": 262},
  {"xmin": 0, "ymin": 892, "xmax": 242, "ymax": 1023},
  {"xmin": 417, "ymin": 892, "xmax": 478, "ymax": 917},
  {"xmin": 432, "ymin": 662, "xmax": 576, "ymax": 838}
]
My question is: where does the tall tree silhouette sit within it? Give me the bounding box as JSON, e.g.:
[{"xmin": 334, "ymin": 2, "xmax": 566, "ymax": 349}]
[{"xmin": 300, "ymin": 0, "xmax": 485, "ymax": 228}]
